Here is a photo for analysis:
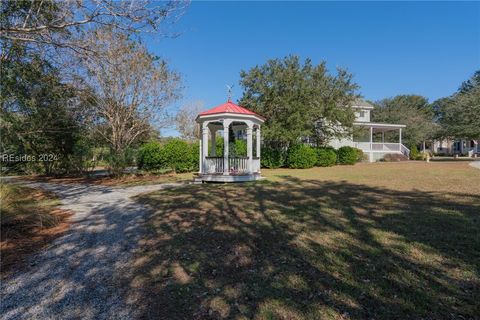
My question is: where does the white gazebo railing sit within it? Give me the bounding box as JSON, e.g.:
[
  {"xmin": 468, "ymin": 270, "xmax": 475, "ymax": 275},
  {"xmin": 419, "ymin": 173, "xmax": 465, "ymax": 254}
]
[
  {"xmin": 228, "ymin": 157, "xmax": 249, "ymax": 174},
  {"xmin": 205, "ymin": 156, "xmax": 257, "ymax": 174}
]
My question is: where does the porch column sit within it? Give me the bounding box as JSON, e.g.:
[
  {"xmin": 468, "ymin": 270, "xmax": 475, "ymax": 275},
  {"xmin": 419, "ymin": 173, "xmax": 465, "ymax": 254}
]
[
  {"xmin": 210, "ymin": 127, "xmax": 216, "ymax": 156},
  {"xmin": 198, "ymin": 137, "xmax": 202, "ymax": 173},
  {"xmin": 201, "ymin": 123, "xmax": 209, "ymax": 173},
  {"xmin": 223, "ymin": 120, "xmax": 230, "ymax": 175},
  {"xmin": 381, "ymin": 131, "xmax": 385, "ymax": 143},
  {"xmin": 256, "ymin": 127, "xmax": 261, "ymax": 157},
  {"xmin": 399, "ymin": 128, "xmax": 402, "ymax": 151},
  {"xmin": 256, "ymin": 126, "xmax": 261, "ymax": 173},
  {"xmin": 369, "ymin": 127, "xmax": 373, "ymax": 162},
  {"xmin": 247, "ymin": 124, "xmax": 253, "ymax": 173}
]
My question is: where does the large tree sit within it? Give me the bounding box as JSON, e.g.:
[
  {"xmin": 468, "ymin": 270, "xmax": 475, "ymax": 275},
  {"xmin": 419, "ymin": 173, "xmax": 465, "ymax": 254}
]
[
  {"xmin": 239, "ymin": 55, "xmax": 359, "ymax": 147},
  {"xmin": 175, "ymin": 101, "xmax": 204, "ymax": 141},
  {"xmin": 80, "ymin": 28, "xmax": 181, "ymax": 173},
  {"xmin": 0, "ymin": 48, "xmax": 82, "ymax": 174},
  {"xmin": 435, "ymin": 71, "xmax": 480, "ymax": 139},
  {"xmin": 0, "ymin": 0, "xmax": 187, "ymax": 59},
  {"xmin": 372, "ymin": 95, "xmax": 438, "ymax": 148}
]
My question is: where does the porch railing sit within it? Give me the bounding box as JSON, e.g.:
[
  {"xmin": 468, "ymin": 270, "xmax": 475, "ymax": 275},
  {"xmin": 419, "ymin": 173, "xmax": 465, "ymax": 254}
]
[
  {"xmin": 205, "ymin": 157, "xmax": 224, "ymax": 174},
  {"xmin": 354, "ymin": 142, "xmax": 410, "ymax": 158},
  {"xmin": 204, "ymin": 157, "xmax": 260, "ymax": 174},
  {"xmin": 228, "ymin": 157, "xmax": 248, "ymax": 174}
]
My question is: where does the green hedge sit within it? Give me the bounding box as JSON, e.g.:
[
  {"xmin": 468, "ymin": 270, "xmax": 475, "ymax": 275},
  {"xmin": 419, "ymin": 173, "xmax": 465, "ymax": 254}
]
[
  {"xmin": 261, "ymin": 145, "xmax": 287, "ymax": 168},
  {"xmin": 138, "ymin": 139, "xmax": 196, "ymax": 173},
  {"xmin": 287, "ymin": 144, "xmax": 317, "ymax": 169},
  {"xmin": 162, "ymin": 139, "xmax": 194, "ymax": 172},
  {"xmin": 355, "ymin": 148, "xmax": 364, "ymax": 162},
  {"xmin": 137, "ymin": 141, "xmax": 166, "ymax": 171},
  {"xmin": 190, "ymin": 141, "xmax": 200, "ymax": 171},
  {"xmin": 316, "ymin": 147, "xmax": 337, "ymax": 167},
  {"xmin": 337, "ymin": 146, "xmax": 359, "ymax": 165}
]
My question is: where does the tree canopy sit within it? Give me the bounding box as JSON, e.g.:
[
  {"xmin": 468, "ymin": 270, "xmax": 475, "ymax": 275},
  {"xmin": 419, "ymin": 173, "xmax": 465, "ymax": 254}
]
[
  {"xmin": 372, "ymin": 95, "xmax": 438, "ymax": 147},
  {"xmin": 239, "ymin": 55, "xmax": 359, "ymax": 147},
  {"xmin": 434, "ymin": 71, "xmax": 480, "ymax": 139}
]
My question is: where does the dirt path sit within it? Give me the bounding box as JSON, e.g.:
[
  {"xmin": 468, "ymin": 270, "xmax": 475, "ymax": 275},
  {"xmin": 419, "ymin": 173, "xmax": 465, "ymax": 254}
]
[{"xmin": 1, "ymin": 181, "xmax": 184, "ymax": 320}]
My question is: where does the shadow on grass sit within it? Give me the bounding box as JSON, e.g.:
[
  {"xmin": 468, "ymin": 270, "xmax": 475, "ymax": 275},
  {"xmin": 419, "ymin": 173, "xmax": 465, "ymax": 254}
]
[{"xmin": 134, "ymin": 177, "xmax": 480, "ymax": 319}]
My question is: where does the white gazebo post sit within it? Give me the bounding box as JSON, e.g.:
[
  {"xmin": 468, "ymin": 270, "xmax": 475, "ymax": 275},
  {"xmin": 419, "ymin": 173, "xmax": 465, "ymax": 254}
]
[
  {"xmin": 201, "ymin": 123, "xmax": 209, "ymax": 173},
  {"xmin": 246, "ymin": 123, "xmax": 253, "ymax": 173},
  {"xmin": 223, "ymin": 120, "xmax": 230, "ymax": 175},
  {"xmin": 399, "ymin": 128, "xmax": 402, "ymax": 151},
  {"xmin": 369, "ymin": 126, "xmax": 373, "ymax": 162},
  {"xmin": 198, "ymin": 135, "xmax": 202, "ymax": 174},
  {"xmin": 256, "ymin": 126, "xmax": 261, "ymax": 165}
]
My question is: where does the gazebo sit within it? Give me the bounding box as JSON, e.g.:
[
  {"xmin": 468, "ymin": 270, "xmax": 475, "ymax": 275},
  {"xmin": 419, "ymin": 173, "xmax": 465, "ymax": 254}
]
[{"xmin": 195, "ymin": 100, "xmax": 265, "ymax": 182}]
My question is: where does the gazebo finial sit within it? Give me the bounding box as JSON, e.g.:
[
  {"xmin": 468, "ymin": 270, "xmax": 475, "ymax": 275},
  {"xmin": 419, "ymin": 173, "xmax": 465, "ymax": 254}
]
[{"xmin": 226, "ymin": 84, "xmax": 234, "ymax": 102}]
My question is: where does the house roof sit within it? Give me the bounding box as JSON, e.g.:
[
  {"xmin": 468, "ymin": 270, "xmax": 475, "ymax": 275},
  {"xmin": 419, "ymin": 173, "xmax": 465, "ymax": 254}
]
[
  {"xmin": 351, "ymin": 98, "xmax": 374, "ymax": 109},
  {"xmin": 198, "ymin": 101, "xmax": 264, "ymax": 119}
]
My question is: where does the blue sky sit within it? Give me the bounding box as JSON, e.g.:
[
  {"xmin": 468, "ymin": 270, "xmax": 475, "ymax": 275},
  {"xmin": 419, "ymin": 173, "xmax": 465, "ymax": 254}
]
[{"xmin": 146, "ymin": 1, "xmax": 480, "ymax": 136}]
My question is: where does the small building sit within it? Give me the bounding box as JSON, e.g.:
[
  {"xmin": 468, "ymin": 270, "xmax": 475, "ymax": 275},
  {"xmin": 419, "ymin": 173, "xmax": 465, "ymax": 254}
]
[
  {"xmin": 195, "ymin": 101, "xmax": 264, "ymax": 182},
  {"xmin": 327, "ymin": 99, "xmax": 410, "ymax": 162},
  {"xmin": 431, "ymin": 138, "xmax": 480, "ymax": 156}
]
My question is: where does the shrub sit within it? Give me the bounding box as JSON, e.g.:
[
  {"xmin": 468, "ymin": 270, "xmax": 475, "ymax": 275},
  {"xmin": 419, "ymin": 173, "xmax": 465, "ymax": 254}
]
[
  {"xmin": 261, "ymin": 145, "xmax": 286, "ymax": 169},
  {"xmin": 287, "ymin": 144, "xmax": 317, "ymax": 169},
  {"xmin": 163, "ymin": 139, "xmax": 194, "ymax": 173},
  {"xmin": 231, "ymin": 139, "xmax": 247, "ymax": 157},
  {"xmin": 409, "ymin": 144, "xmax": 420, "ymax": 160},
  {"xmin": 354, "ymin": 148, "xmax": 364, "ymax": 162},
  {"xmin": 137, "ymin": 141, "xmax": 166, "ymax": 171},
  {"xmin": 316, "ymin": 147, "xmax": 337, "ymax": 167},
  {"xmin": 190, "ymin": 141, "xmax": 200, "ymax": 172},
  {"xmin": 337, "ymin": 146, "xmax": 359, "ymax": 165}
]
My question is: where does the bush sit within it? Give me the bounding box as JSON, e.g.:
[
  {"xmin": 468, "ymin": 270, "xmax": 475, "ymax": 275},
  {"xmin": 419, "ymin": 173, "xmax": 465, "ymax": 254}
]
[
  {"xmin": 354, "ymin": 148, "xmax": 364, "ymax": 162},
  {"xmin": 137, "ymin": 141, "xmax": 166, "ymax": 171},
  {"xmin": 337, "ymin": 146, "xmax": 359, "ymax": 165},
  {"xmin": 261, "ymin": 145, "xmax": 287, "ymax": 169},
  {"xmin": 409, "ymin": 144, "xmax": 420, "ymax": 160},
  {"xmin": 231, "ymin": 139, "xmax": 247, "ymax": 157},
  {"xmin": 316, "ymin": 147, "xmax": 337, "ymax": 167},
  {"xmin": 163, "ymin": 139, "xmax": 194, "ymax": 173},
  {"xmin": 190, "ymin": 141, "xmax": 200, "ymax": 172},
  {"xmin": 287, "ymin": 144, "xmax": 317, "ymax": 169}
]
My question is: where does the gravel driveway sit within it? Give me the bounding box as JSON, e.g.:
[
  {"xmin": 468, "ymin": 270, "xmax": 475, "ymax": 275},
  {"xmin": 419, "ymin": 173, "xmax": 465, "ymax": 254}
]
[{"xmin": 1, "ymin": 181, "xmax": 183, "ymax": 320}]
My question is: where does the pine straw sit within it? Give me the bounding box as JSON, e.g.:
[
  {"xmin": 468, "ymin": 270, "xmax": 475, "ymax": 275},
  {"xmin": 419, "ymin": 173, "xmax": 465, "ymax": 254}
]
[{"xmin": 0, "ymin": 184, "xmax": 71, "ymax": 276}]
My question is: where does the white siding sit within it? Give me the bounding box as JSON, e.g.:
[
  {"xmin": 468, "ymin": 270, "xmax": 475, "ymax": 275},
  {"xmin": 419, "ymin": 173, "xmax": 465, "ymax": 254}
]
[
  {"xmin": 354, "ymin": 109, "xmax": 370, "ymax": 122},
  {"xmin": 328, "ymin": 136, "xmax": 354, "ymax": 149}
]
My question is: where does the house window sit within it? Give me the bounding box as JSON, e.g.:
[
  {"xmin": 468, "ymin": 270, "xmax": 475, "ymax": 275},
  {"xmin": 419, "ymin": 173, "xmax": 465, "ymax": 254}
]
[{"xmin": 359, "ymin": 111, "xmax": 365, "ymax": 118}]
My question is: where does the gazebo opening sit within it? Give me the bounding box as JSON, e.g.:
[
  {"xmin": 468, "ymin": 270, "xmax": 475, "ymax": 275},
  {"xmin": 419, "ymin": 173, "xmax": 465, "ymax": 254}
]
[{"xmin": 195, "ymin": 101, "xmax": 264, "ymax": 183}]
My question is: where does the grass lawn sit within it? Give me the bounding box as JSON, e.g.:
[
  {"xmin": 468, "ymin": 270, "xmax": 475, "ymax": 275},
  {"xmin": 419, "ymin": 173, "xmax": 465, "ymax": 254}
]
[
  {"xmin": 133, "ymin": 162, "xmax": 480, "ymax": 319},
  {"xmin": 0, "ymin": 183, "xmax": 70, "ymax": 276}
]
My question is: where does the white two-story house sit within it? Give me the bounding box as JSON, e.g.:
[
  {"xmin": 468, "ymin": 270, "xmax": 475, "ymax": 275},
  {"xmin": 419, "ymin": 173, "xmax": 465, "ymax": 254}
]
[{"xmin": 328, "ymin": 99, "xmax": 410, "ymax": 162}]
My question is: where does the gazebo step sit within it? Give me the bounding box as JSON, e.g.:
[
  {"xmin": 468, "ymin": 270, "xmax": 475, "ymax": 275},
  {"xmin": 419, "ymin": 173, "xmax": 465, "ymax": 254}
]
[{"xmin": 195, "ymin": 174, "xmax": 264, "ymax": 183}]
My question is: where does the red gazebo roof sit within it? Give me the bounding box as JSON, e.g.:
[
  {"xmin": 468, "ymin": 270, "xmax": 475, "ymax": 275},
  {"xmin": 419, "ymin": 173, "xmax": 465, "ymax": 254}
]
[{"xmin": 198, "ymin": 101, "xmax": 262, "ymax": 118}]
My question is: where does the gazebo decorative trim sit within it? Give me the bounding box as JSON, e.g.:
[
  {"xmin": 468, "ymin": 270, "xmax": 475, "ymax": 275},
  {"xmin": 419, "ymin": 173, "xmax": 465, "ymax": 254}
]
[{"xmin": 195, "ymin": 101, "xmax": 265, "ymax": 183}]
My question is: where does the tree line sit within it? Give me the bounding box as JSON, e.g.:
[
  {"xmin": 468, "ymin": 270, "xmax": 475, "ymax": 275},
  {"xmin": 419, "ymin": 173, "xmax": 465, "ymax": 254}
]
[{"xmin": 1, "ymin": 0, "xmax": 186, "ymax": 175}]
